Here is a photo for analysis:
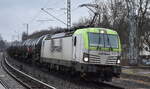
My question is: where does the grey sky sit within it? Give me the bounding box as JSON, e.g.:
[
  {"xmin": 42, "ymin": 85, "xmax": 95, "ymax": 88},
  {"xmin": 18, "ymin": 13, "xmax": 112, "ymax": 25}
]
[{"xmin": 0, "ymin": 0, "xmax": 92, "ymax": 42}]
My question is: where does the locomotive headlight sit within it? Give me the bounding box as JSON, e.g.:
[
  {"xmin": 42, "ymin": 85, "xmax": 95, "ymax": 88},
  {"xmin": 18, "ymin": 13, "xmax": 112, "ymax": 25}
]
[
  {"xmin": 117, "ymin": 56, "xmax": 121, "ymax": 64},
  {"xmin": 101, "ymin": 30, "xmax": 104, "ymax": 33},
  {"xmin": 83, "ymin": 57, "xmax": 89, "ymax": 62},
  {"xmin": 117, "ymin": 59, "xmax": 120, "ymax": 64},
  {"xmin": 83, "ymin": 53, "xmax": 89, "ymax": 62}
]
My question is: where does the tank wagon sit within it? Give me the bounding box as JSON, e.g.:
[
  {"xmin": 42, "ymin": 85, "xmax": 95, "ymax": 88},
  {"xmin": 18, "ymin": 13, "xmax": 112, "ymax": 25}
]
[
  {"xmin": 7, "ymin": 41, "xmax": 22, "ymax": 58},
  {"xmin": 23, "ymin": 35, "xmax": 49, "ymax": 61},
  {"xmin": 7, "ymin": 35, "xmax": 49, "ymax": 60},
  {"xmin": 40, "ymin": 28, "xmax": 121, "ymax": 81}
]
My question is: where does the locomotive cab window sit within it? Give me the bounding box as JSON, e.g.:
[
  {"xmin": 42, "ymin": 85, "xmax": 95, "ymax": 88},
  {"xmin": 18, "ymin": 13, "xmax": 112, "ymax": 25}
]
[
  {"xmin": 74, "ymin": 37, "xmax": 77, "ymax": 46},
  {"xmin": 88, "ymin": 32, "xmax": 119, "ymax": 48}
]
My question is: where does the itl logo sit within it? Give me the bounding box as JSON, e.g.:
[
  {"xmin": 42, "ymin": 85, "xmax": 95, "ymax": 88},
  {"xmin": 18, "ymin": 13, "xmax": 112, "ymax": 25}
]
[
  {"xmin": 99, "ymin": 53, "xmax": 110, "ymax": 55},
  {"xmin": 51, "ymin": 39, "xmax": 62, "ymax": 52}
]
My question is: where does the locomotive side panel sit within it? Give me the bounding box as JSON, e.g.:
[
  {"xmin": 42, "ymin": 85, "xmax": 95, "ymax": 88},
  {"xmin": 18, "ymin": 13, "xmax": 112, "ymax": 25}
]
[
  {"xmin": 62, "ymin": 37, "xmax": 73, "ymax": 61},
  {"xmin": 40, "ymin": 40, "xmax": 51, "ymax": 60},
  {"xmin": 41, "ymin": 36, "xmax": 74, "ymax": 66}
]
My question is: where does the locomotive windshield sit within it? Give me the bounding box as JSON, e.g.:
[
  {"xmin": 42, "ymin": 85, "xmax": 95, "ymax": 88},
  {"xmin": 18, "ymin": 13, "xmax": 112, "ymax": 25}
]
[{"xmin": 88, "ymin": 33, "xmax": 119, "ymax": 48}]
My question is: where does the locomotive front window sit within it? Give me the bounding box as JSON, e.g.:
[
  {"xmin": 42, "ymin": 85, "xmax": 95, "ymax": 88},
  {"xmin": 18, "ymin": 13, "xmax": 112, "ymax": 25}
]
[
  {"xmin": 88, "ymin": 33, "xmax": 119, "ymax": 48},
  {"xmin": 88, "ymin": 33, "xmax": 104, "ymax": 47},
  {"xmin": 107, "ymin": 35, "xmax": 119, "ymax": 48}
]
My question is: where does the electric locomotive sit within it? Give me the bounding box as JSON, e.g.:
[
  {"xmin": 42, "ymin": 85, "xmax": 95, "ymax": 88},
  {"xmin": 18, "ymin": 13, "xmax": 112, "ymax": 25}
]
[{"xmin": 40, "ymin": 28, "xmax": 122, "ymax": 81}]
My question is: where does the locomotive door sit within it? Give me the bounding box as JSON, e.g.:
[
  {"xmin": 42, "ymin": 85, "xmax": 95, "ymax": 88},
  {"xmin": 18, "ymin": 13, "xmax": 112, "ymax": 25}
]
[
  {"xmin": 73, "ymin": 36, "xmax": 77, "ymax": 60},
  {"xmin": 73, "ymin": 36, "xmax": 81, "ymax": 61}
]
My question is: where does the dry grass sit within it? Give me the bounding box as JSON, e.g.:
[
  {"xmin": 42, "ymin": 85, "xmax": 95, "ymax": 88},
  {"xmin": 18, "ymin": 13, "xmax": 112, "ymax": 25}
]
[{"xmin": 122, "ymin": 69, "xmax": 150, "ymax": 77}]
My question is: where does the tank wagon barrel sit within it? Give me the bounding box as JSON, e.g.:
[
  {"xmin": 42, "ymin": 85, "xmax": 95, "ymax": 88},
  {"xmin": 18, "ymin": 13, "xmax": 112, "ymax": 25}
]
[{"xmin": 7, "ymin": 35, "xmax": 49, "ymax": 60}]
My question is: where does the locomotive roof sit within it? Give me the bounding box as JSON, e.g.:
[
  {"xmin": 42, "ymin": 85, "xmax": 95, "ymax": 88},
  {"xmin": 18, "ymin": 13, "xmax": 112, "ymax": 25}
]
[
  {"xmin": 74, "ymin": 28, "xmax": 118, "ymax": 35},
  {"xmin": 46, "ymin": 28, "xmax": 118, "ymax": 39}
]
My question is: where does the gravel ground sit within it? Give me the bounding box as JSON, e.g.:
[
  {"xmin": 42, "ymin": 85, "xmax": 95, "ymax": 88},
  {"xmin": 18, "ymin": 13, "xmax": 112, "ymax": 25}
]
[
  {"xmin": 110, "ymin": 78, "xmax": 150, "ymax": 89},
  {"xmin": 0, "ymin": 83, "xmax": 5, "ymax": 89},
  {"xmin": 0, "ymin": 53, "xmax": 26, "ymax": 89},
  {"xmin": 122, "ymin": 68, "xmax": 150, "ymax": 77},
  {"xmin": 7, "ymin": 57, "xmax": 121, "ymax": 89}
]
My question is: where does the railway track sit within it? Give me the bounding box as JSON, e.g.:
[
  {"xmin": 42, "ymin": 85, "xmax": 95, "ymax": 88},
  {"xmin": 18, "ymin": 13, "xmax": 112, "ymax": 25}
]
[
  {"xmin": 2, "ymin": 57, "xmax": 56, "ymax": 89},
  {"xmin": 81, "ymin": 80, "xmax": 125, "ymax": 89},
  {"xmin": 0, "ymin": 79, "xmax": 9, "ymax": 89},
  {"xmin": 4, "ymin": 56, "xmax": 125, "ymax": 89}
]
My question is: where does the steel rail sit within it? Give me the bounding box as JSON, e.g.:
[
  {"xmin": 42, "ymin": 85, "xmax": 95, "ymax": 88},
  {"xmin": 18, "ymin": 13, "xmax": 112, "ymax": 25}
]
[
  {"xmin": 2, "ymin": 58, "xmax": 31, "ymax": 89},
  {"xmin": 102, "ymin": 82, "xmax": 125, "ymax": 89},
  {"xmin": 0, "ymin": 79, "xmax": 9, "ymax": 89},
  {"xmin": 3, "ymin": 57, "xmax": 56, "ymax": 89}
]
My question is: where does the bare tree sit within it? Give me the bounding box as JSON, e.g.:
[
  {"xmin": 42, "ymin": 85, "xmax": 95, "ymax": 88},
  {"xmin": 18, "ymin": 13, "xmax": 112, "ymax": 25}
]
[
  {"xmin": 109, "ymin": 0, "xmax": 127, "ymax": 29},
  {"xmin": 0, "ymin": 34, "xmax": 5, "ymax": 51},
  {"xmin": 125, "ymin": 0, "xmax": 138, "ymax": 64},
  {"xmin": 22, "ymin": 32, "xmax": 28, "ymax": 41},
  {"xmin": 125, "ymin": 0, "xmax": 150, "ymax": 64},
  {"xmin": 137, "ymin": 0, "xmax": 150, "ymax": 35},
  {"xmin": 0, "ymin": 34, "xmax": 3, "ymax": 41}
]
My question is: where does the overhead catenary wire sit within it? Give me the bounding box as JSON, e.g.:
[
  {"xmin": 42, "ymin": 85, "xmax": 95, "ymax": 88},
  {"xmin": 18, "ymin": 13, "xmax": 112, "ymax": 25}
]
[
  {"xmin": 71, "ymin": 0, "xmax": 87, "ymax": 8},
  {"xmin": 27, "ymin": 0, "xmax": 92, "ymax": 32},
  {"xmin": 41, "ymin": 8, "xmax": 67, "ymax": 26},
  {"xmin": 27, "ymin": 0, "xmax": 67, "ymax": 32},
  {"xmin": 29, "ymin": 0, "xmax": 89, "ymax": 25},
  {"xmin": 41, "ymin": 0, "xmax": 90, "ymax": 26},
  {"xmin": 29, "ymin": 0, "xmax": 67, "ymax": 27},
  {"xmin": 28, "ymin": 0, "xmax": 51, "ymax": 24},
  {"xmin": 23, "ymin": 0, "xmax": 51, "ymax": 36},
  {"xmin": 48, "ymin": 6, "xmax": 80, "ymax": 19}
]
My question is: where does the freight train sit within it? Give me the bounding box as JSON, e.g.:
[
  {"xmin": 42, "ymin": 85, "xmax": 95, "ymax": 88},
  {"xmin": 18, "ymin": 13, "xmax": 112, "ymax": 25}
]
[{"xmin": 7, "ymin": 28, "xmax": 122, "ymax": 81}]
